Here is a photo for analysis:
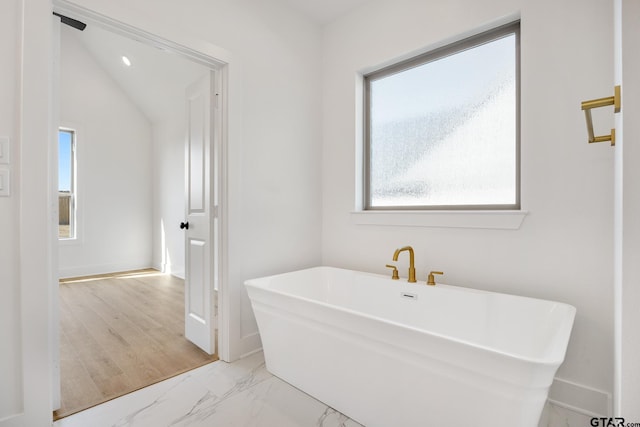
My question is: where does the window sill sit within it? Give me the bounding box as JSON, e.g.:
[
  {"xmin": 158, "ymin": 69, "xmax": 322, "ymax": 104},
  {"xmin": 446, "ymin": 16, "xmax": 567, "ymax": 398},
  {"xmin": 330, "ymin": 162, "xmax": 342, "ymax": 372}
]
[
  {"xmin": 350, "ymin": 210, "xmax": 527, "ymax": 230},
  {"xmin": 59, "ymin": 237, "xmax": 80, "ymax": 246}
]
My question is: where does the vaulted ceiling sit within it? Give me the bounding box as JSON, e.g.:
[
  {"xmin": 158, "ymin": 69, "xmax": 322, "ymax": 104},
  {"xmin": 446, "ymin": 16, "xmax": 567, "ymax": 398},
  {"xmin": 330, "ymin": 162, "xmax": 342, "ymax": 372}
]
[
  {"xmin": 65, "ymin": 24, "xmax": 209, "ymax": 123},
  {"xmin": 61, "ymin": 0, "xmax": 373, "ymax": 122}
]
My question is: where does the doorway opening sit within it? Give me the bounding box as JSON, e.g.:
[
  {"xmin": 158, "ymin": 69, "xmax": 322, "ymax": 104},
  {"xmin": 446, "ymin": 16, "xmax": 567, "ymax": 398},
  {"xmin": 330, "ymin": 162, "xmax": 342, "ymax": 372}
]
[{"xmin": 52, "ymin": 5, "xmax": 227, "ymax": 419}]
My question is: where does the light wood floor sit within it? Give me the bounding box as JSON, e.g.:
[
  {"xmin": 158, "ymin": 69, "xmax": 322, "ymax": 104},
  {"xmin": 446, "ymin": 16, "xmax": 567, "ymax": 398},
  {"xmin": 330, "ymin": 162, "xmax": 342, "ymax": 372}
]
[{"xmin": 54, "ymin": 270, "xmax": 217, "ymax": 420}]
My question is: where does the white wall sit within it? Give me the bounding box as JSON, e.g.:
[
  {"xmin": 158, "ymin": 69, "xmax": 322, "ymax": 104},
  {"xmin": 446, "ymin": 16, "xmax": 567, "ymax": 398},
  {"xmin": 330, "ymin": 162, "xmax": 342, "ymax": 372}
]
[
  {"xmin": 58, "ymin": 26, "xmax": 153, "ymax": 278},
  {"xmin": 0, "ymin": 0, "xmax": 23, "ymax": 422},
  {"xmin": 152, "ymin": 114, "xmax": 188, "ymax": 278},
  {"xmin": 321, "ymin": 0, "xmax": 614, "ymax": 417}
]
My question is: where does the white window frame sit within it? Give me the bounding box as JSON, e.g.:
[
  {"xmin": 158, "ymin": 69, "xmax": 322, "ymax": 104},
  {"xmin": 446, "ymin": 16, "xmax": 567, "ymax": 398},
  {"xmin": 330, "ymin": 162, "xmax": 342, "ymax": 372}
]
[{"xmin": 361, "ymin": 22, "xmax": 522, "ymax": 219}]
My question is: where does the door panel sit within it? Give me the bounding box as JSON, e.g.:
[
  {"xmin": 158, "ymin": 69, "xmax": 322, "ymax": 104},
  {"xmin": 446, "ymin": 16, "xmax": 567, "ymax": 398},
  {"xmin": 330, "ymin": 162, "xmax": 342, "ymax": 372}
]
[
  {"xmin": 187, "ymin": 239, "xmax": 205, "ymax": 321},
  {"xmin": 188, "ymin": 95, "xmax": 205, "ymax": 213}
]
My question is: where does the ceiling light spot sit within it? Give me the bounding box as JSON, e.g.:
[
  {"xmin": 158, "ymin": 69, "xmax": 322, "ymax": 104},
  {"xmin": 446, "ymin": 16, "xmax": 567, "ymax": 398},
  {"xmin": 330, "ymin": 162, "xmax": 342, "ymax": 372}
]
[{"xmin": 121, "ymin": 56, "xmax": 131, "ymax": 67}]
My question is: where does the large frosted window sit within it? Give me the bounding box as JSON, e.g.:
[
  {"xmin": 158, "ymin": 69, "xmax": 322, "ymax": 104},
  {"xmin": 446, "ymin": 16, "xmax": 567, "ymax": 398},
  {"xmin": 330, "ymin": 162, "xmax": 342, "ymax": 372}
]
[{"xmin": 364, "ymin": 22, "xmax": 520, "ymax": 209}]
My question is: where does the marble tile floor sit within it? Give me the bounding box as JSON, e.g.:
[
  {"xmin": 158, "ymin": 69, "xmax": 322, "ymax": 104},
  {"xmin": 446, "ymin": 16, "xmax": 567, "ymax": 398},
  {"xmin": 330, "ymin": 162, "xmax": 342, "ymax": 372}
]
[
  {"xmin": 54, "ymin": 351, "xmax": 592, "ymax": 427},
  {"xmin": 54, "ymin": 351, "xmax": 361, "ymax": 427}
]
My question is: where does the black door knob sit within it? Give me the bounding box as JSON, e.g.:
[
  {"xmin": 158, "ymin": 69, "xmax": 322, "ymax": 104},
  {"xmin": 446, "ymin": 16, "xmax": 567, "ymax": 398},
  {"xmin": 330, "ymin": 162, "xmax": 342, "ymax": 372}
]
[{"xmin": 180, "ymin": 222, "xmax": 189, "ymax": 230}]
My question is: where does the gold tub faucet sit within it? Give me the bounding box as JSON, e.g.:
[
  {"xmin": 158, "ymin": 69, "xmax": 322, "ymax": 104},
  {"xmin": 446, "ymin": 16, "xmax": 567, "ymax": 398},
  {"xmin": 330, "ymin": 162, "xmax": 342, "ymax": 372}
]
[{"xmin": 392, "ymin": 246, "xmax": 416, "ymax": 283}]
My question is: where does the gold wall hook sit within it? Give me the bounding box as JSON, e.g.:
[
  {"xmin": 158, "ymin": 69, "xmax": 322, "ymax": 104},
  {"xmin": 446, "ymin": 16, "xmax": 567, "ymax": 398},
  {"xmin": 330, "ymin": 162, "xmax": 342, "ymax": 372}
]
[{"xmin": 581, "ymin": 85, "xmax": 620, "ymax": 146}]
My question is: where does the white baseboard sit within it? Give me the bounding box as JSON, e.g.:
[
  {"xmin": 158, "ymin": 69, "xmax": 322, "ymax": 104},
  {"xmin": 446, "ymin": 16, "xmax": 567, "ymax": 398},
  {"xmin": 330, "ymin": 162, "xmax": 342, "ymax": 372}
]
[
  {"xmin": 240, "ymin": 332, "xmax": 262, "ymax": 359},
  {"xmin": 0, "ymin": 413, "xmax": 24, "ymax": 427},
  {"xmin": 58, "ymin": 261, "xmax": 153, "ymax": 279},
  {"xmin": 153, "ymin": 262, "xmax": 185, "ymax": 280},
  {"xmin": 548, "ymin": 377, "xmax": 612, "ymax": 418}
]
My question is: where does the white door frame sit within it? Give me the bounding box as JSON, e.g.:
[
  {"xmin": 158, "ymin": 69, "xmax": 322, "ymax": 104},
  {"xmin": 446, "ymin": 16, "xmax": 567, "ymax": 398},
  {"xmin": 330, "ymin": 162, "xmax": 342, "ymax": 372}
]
[
  {"xmin": 613, "ymin": 0, "xmax": 640, "ymax": 418},
  {"xmin": 51, "ymin": 14, "xmax": 62, "ymax": 411},
  {"xmin": 51, "ymin": 0, "xmax": 231, "ymax": 362}
]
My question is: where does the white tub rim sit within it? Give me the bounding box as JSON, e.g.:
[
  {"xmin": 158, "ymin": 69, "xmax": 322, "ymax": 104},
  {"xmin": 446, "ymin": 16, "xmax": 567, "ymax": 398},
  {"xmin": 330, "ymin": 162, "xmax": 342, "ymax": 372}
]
[{"xmin": 244, "ymin": 265, "xmax": 576, "ymax": 367}]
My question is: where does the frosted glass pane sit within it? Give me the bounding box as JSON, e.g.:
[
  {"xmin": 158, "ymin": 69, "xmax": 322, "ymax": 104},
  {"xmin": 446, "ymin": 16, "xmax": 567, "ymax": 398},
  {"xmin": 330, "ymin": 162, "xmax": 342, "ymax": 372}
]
[{"xmin": 369, "ymin": 34, "xmax": 517, "ymax": 208}]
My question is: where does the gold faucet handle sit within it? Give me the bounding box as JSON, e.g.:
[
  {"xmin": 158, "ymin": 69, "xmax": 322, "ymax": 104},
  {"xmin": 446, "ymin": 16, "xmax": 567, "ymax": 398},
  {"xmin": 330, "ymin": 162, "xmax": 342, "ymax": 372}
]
[
  {"xmin": 385, "ymin": 264, "xmax": 399, "ymax": 280},
  {"xmin": 427, "ymin": 271, "xmax": 443, "ymax": 286}
]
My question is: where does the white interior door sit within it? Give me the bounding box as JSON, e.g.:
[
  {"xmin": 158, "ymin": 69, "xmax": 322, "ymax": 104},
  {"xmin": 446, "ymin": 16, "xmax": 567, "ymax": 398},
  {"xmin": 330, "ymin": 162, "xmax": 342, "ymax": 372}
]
[{"xmin": 183, "ymin": 71, "xmax": 216, "ymax": 355}]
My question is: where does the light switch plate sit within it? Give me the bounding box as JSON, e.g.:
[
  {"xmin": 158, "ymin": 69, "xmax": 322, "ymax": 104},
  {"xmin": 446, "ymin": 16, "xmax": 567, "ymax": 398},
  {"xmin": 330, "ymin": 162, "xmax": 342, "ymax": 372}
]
[
  {"xmin": 0, "ymin": 168, "xmax": 10, "ymax": 196},
  {"xmin": 0, "ymin": 137, "xmax": 9, "ymax": 165}
]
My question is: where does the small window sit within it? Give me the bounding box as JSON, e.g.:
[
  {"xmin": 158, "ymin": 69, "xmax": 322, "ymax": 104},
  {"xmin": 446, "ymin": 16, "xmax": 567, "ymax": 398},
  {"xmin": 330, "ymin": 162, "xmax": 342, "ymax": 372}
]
[
  {"xmin": 58, "ymin": 128, "xmax": 76, "ymax": 239},
  {"xmin": 364, "ymin": 22, "xmax": 520, "ymax": 210}
]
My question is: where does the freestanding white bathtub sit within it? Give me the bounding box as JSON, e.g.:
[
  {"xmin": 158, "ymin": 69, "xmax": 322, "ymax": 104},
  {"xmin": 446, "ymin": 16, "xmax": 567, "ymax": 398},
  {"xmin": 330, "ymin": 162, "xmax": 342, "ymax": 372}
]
[{"xmin": 244, "ymin": 267, "xmax": 576, "ymax": 427}]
